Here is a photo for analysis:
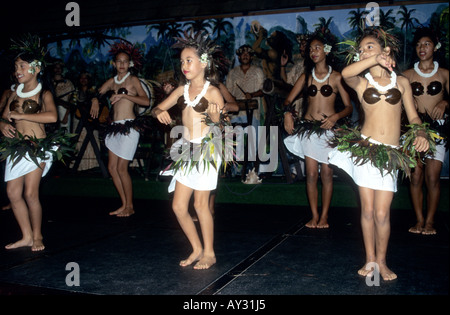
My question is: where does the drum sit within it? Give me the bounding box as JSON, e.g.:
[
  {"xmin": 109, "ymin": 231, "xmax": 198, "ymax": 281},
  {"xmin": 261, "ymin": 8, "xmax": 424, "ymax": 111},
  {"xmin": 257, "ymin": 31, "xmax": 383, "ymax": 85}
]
[
  {"xmin": 138, "ymin": 78, "xmax": 161, "ymax": 115},
  {"xmin": 236, "ymin": 99, "xmax": 258, "ymax": 111}
]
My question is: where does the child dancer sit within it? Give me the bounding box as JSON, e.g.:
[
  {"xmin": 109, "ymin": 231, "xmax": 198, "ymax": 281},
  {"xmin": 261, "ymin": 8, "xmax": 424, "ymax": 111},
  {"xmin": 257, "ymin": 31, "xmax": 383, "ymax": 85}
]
[
  {"xmin": 283, "ymin": 33, "xmax": 353, "ymax": 228},
  {"xmin": 328, "ymin": 27, "xmax": 431, "ymax": 280},
  {"xmin": 403, "ymin": 27, "xmax": 449, "ymax": 235},
  {"xmin": 0, "ymin": 35, "xmax": 59, "ymax": 251},
  {"xmin": 90, "ymin": 41, "xmax": 149, "ymax": 217},
  {"xmin": 151, "ymin": 31, "xmax": 225, "ymax": 269}
]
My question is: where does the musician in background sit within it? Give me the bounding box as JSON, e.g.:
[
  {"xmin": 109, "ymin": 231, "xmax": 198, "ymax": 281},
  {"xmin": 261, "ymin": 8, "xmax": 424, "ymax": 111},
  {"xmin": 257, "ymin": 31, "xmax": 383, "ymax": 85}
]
[
  {"xmin": 226, "ymin": 45, "xmax": 265, "ymax": 129},
  {"xmin": 51, "ymin": 60, "xmax": 75, "ymax": 132}
]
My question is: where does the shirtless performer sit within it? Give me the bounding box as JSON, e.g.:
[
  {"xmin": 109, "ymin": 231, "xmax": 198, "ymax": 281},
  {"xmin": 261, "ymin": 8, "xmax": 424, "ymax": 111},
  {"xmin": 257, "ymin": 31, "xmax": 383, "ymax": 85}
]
[
  {"xmin": 0, "ymin": 36, "xmax": 58, "ymax": 251},
  {"xmin": 90, "ymin": 41, "xmax": 149, "ymax": 217}
]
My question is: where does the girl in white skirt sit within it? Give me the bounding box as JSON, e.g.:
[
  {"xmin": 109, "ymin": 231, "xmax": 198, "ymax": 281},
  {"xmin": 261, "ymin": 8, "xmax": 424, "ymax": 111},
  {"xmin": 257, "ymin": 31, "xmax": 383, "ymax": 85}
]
[
  {"xmin": 283, "ymin": 33, "xmax": 353, "ymax": 228},
  {"xmin": 329, "ymin": 27, "xmax": 430, "ymax": 281},
  {"xmin": 90, "ymin": 41, "xmax": 149, "ymax": 217},
  {"xmin": 152, "ymin": 31, "xmax": 225, "ymax": 270},
  {"xmin": 0, "ymin": 36, "xmax": 58, "ymax": 251}
]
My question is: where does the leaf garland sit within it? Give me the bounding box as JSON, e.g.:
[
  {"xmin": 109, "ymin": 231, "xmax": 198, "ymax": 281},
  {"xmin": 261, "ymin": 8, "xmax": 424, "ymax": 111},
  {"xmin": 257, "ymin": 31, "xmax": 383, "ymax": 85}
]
[
  {"xmin": 167, "ymin": 111, "xmax": 237, "ymax": 175},
  {"xmin": 104, "ymin": 115, "xmax": 154, "ymax": 136},
  {"xmin": 0, "ymin": 129, "xmax": 77, "ymax": 170},
  {"xmin": 329, "ymin": 125, "xmax": 416, "ymax": 178},
  {"xmin": 400, "ymin": 122, "xmax": 439, "ymax": 161}
]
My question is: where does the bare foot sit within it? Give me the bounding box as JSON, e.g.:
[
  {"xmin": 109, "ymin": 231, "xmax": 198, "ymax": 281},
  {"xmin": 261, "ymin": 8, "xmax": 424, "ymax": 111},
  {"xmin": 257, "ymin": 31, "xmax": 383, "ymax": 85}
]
[
  {"xmin": 116, "ymin": 207, "xmax": 135, "ymax": 217},
  {"xmin": 408, "ymin": 222, "xmax": 423, "ymax": 234},
  {"xmin": 422, "ymin": 223, "xmax": 436, "ymax": 235},
  {"xmin": 378, "ymin": 262, "xmax": 397, "ymax": 281},
  {"xmin": 194, "ymin": 255, "xmax": 216, "ymax": 270},
  {"xmin": 5, "ymin": 238, "xmax": 33, "ymax": 250},
  {"xmin": 357, "ymin": 262, "xmax": 376, "ymax": 277},
  {"xmin": 109, "ymin": 206, "xmax": 125, "ymax": 216},
  {"xmin": 317, "ymin": 218, "xmax": 329, "ymax": 228},
  {"xmin": 32, "ymin": 239, "xmax": 45, "ymax": 251},
  {"xmin": 305, "ymin": 219, "xmax": 318, "ymax": 228},
  {"xmin": 180, "ymin": 251, "xmax": 203, "ymax": 267}
]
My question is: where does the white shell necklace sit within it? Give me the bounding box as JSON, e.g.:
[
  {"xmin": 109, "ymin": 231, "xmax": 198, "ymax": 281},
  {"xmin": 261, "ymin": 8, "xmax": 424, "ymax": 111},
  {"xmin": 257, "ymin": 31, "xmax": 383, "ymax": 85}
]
[
  {"xmin": 114, "ymin": 72, "xmax": 130, "ymax": 85},
  {"xmin": 16, "ymin": 82, "xmax": 42, "ymax": 98},
  {"xmin": 312, "ymin": 66, "xmax": 332, "ymax": 83},
  {"xmin": 184, "ymin": 80, "xmax": 210, "ymax": 107},
  {"xmin": 414, "ymin": 61, "xmax": 438, "ymax": 78},
  {"xmin": 365, "ymin": 71, "xmax": 397, "ymax": 92}
]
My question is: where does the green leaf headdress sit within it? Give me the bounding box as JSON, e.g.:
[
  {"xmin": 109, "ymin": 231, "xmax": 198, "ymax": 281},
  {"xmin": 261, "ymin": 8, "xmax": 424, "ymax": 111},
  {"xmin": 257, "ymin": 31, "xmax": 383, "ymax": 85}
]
[{"xmin": 10, "ymin": 34, "xmax": 48, "ymax": 75}]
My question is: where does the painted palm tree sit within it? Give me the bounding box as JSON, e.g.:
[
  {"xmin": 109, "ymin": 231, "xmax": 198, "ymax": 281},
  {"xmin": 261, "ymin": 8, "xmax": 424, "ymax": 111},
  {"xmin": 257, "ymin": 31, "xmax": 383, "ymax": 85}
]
[
  {"xmin": 147, "ymin": 23, "xmax": 171, "ymax": 45},
  {"xmin": 397, "ymin": 5, "xmax": 419, "ymax": 64},
  {"xmin": 347, "ymin": 8, "xmax": 368, "ymax": 37},
  {"xmin": 313, "ymin": 16, "xmax": 333, "ymax": 32},
  {"xmin": 379, "ymin": 9, "xmax": 396, "ymax": 30},
  {"xmin": 183, "ymin": 19, "xmax": 212, "ymax": 34},
  {"xmin": 211, "ymin": 18, "xmax": 233, "ymax": 43},
  {"xmin": 166, "ymin": 22, "xmax": 184, "ymax": 46},
  {"xmin": 296, "ymin": 16, "xmax": 308, "ymax": 34}
]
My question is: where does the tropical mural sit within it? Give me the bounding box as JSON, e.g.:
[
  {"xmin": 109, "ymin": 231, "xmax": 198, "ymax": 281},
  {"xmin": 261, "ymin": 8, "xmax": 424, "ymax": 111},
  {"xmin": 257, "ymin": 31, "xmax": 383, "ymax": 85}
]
[{"xmin": 46, "ymin": 2, "xmax": 448, "ymax": 89}]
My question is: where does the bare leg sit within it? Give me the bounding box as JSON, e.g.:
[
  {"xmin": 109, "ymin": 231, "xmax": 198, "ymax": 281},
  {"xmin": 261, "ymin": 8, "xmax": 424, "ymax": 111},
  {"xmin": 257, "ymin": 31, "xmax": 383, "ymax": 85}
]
[
  {"xmin": 304, "ymin": 157, "xmax": 319, "ymax": 228},
  {"xmin": 409, "ymin": 162, "xmax": 424, "ymax": 233},
  {"xmin": 423, "ymin": 159, "xmax": 442, "ymax": 235},
  {"xmin": 172, "ymin": 182, "xmax": 203, "ymax": 267},
  {"xmin": 115, "ymin": 157, "xmax": 135, "ymax": 217},
  {"xmin": 5, "ymin": 166, "xmax": 45, "ymax": 251},
  {"xmin": 209, "ymin": 191, "xmax": 216, "ymax": 218},
  {"xmin": 358, "ymin": 187, "xmax": 376, "ymax": 277},
  {"xmin": 23, "ymin": 167, "xmax": 45, "ymax": 251},
  {"xmin": 5, "ymin": 176, "xmax": 33, "ymax": 249},
  {"xmin": 318, "ymin": 163, "xmax": 333, "ymax": 228},
  {"xmin": 107, "ymin": 151, "xmax": 127, "ymax": 215},
  {"xmin": 193, "ymin": 189, "xmax": 216, "ymax": 269},
  {"xmin": 373, "ymin": 189, "xmax": 396, "ymax": 280}
]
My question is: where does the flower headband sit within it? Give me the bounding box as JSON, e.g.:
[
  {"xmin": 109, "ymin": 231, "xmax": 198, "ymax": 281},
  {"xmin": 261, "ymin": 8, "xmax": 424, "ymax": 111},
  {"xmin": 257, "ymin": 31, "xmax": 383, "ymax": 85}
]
[
  {"xmin": 236, "ymin": 45, "xmax": 255, "ymax": 56},
  {"xmin": 172, "ymin": 30, "xmax": 225, "ymax": 71},
  {"xmin": 10, "ymin": 34, "xmax": 47, "ymax": 74},
  {"xmin": 109, "ymin": 40, "xmax": 144, "ymax": 71}
]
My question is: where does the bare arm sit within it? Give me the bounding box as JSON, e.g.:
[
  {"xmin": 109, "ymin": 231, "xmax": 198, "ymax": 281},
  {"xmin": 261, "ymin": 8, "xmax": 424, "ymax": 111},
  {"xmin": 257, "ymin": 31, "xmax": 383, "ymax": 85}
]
[
  {"xmin": 90, "ymin": 78, "xmax": 113, "ymax": 118},
  {"xmin": 400, "ymin": 77, "xmax": 428, "ymax": 152},
  {"xmin": 151, "ymin": 86, "xmax": 183, "ymax": 125},
  {"xmin": 219, "ymin": 83, "xmax": 239, "ymax": 112}
]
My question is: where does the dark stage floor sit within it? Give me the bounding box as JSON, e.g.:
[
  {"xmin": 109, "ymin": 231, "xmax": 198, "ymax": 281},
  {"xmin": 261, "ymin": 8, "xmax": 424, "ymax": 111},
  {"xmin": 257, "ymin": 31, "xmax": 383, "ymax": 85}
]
[{"xmin": 0, "ymin": 186, "xmax": 448, "ymax": 304}]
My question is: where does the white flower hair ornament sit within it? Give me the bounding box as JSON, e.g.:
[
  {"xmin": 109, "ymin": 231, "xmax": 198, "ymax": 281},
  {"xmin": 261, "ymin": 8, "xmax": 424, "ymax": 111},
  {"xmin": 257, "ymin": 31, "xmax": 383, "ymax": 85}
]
[
  {"xmin": 435, "ymin": 42, "xmax": 441, "ymax": 50},
  {"xmin": 353, "ymin": 53, "xmax": 360, "ymax": 62},
  {"xmin": 28, "ymin": 60, "xmax": 42, "ymax": 75},
  {"xmin": 323, "ymin": 44, "xmax": 332, "ymax": 53},
  {"xmin": 200, "ymin": 53, "xmax": 209, "ymax": 64},
  {"xmin": 129, "ymin": 60, "xmax": 134, "ymax": 68}
]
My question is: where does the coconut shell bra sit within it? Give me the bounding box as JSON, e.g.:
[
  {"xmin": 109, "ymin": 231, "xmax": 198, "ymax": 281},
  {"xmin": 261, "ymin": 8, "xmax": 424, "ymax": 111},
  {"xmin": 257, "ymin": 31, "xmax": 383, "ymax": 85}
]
[
  {"xmin": 361, "ymin": 79, "xmax": 401, "ymax": 105},
  {"xmin": 307, "ymin": 76, "xmax": 334, "ymax": 97},
  {"xmin": 410, "ymin": 81, "xmax": 442, "ymax": 96},
  {"xmin": 177, "ymin": 95, "xmax": 209, "ymax": 112},
  {"xmin": 9, "ymin": 98, "xmax": 42, "ymax": 114}
]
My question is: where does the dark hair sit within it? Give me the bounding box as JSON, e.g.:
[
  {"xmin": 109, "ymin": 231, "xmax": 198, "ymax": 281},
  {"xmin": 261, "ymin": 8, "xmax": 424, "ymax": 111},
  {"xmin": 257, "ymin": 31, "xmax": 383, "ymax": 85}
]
[
  {"xmin": 14, "ymin": 52, "xmax": 43, "ymax": 78},
  {"xmin": 413, "ymin": 27, "xmax": 439, "ymax": 46},
  {"xmin": 357, "ymin": 27, "xmax": 400, "ymax": 57},
  {"xmin": 236, "ymin": 44, "xmax": 255, "ymax": 57}
]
